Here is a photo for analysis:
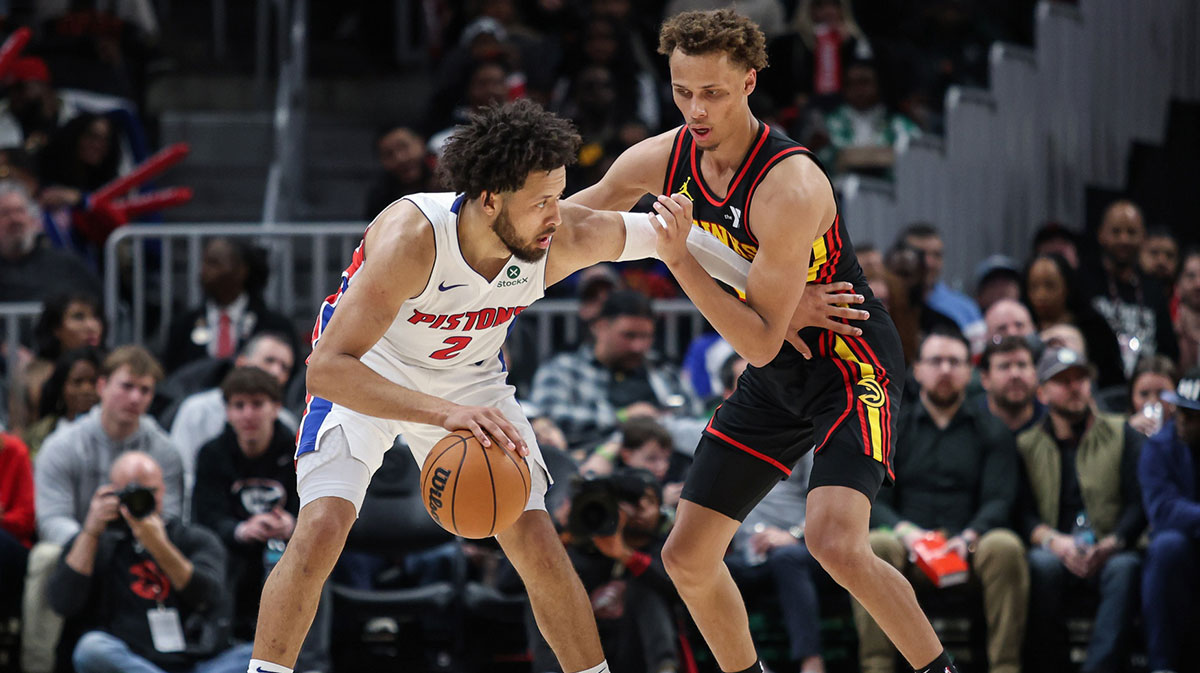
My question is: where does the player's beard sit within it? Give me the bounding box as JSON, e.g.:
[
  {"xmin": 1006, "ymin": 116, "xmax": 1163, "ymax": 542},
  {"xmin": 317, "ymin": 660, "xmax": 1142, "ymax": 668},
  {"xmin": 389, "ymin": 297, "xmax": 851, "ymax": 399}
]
[{"xmin": 494, "ymin": 206, "xmax": 549, "ymax": 264}]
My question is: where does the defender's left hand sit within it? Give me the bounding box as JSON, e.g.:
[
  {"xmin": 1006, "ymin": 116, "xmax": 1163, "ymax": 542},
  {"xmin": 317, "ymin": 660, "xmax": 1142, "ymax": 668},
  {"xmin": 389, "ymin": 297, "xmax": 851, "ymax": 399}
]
[{"xmin": 651, "ymin": 193, "xmax": 693, "ymax": 267}]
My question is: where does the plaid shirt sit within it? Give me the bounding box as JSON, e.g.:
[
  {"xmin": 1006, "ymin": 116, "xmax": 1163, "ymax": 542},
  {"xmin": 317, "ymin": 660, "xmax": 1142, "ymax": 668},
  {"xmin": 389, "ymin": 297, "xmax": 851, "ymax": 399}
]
[{"xmin": 530, "ymin": 346, "xmax": 700, "ymax": 450}]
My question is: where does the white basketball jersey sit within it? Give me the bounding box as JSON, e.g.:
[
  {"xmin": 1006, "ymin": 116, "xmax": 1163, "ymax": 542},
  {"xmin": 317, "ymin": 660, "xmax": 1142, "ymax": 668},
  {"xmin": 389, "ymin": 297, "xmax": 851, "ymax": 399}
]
[{"xmin": 311, "ymin": 192, "xmax": 547, "ymax": 372}]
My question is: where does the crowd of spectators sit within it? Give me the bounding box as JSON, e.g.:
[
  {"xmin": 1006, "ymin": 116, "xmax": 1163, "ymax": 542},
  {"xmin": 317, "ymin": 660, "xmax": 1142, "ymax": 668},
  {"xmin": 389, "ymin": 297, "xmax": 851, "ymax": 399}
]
[{"xmin": 0, "ymin": 1, "xmax": 1196, "ymax": 673}]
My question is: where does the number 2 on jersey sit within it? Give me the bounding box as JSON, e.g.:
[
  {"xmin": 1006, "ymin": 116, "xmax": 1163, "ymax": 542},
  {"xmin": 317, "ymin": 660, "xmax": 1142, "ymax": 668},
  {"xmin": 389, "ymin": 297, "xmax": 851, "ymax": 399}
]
[{"xmin": 430, "ymin": 336, "xmax": 472, "ymax": 360}]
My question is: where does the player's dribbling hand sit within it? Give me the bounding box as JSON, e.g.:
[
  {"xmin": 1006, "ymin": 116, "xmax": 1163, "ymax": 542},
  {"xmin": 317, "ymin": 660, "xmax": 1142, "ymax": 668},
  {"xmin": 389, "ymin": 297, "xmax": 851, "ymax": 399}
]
[
  {"xmin": 650, "ymin": 193, "xmax": 693, "ymax": 266},
  {"xmin": 442, "ymin": 404, "xmax": 529, "ymax": 456},
  {"xmin": 785, "ymin": 282, "xmax": 870, "ymax": 359}
]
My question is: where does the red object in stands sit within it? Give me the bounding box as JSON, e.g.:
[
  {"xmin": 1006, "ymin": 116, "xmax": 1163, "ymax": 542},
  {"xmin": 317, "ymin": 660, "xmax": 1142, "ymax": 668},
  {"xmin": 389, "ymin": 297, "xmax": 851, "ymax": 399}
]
[
  {"xmin": 90, "ymin": 142, "xmax": 190, "ymax": 205},
  {"xmin": 912, "ymin": 532, "xmax": 969, "ymax": 588},
  {"xmin": 0, "ymin": 28, "xmax": 33, "ymax": 80}
]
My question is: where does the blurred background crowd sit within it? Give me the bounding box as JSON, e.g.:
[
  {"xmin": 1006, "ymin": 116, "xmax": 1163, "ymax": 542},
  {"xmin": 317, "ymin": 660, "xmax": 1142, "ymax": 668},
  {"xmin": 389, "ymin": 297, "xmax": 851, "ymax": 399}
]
[{"xmin": 0, "ymin": 1, "xmax": 1197, "ymax": 673}]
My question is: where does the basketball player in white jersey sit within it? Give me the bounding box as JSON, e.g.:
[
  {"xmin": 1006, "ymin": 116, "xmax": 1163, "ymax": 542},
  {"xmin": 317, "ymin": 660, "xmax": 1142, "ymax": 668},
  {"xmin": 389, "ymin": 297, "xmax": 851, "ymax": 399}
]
[{"xmin": 247, "ymin": 100, "xmax": 861, "ymax": 673}]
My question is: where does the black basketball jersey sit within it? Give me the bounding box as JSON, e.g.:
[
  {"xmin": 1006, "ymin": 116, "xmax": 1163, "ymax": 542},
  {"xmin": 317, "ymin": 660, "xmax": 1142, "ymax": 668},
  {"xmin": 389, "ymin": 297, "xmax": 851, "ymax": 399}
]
[{"xmin": 662, "ymin": 120, "xmax": 867, "ymax": 288}]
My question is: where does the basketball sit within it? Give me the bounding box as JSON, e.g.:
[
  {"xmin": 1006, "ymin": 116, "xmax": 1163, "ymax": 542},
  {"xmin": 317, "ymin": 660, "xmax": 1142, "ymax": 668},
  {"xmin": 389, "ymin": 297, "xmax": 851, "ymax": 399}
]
[{"xmin": 420, "ymin": 431, "xmax": 532, "ymax": 539}]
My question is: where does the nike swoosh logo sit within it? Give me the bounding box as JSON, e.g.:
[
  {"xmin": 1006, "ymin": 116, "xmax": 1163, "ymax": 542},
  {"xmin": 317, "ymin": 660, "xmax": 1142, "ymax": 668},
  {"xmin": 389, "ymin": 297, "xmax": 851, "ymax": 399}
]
[{"xmin": 438, "ymin": 281, "xmax": 467, "ymax": 291}]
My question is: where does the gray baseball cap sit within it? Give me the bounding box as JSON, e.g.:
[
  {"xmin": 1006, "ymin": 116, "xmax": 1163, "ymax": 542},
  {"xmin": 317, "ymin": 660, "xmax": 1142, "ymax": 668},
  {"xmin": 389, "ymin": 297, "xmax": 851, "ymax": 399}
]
[{"xmin": 1036, "ymin": 347, "xmax": 1094, "ymax": 384}]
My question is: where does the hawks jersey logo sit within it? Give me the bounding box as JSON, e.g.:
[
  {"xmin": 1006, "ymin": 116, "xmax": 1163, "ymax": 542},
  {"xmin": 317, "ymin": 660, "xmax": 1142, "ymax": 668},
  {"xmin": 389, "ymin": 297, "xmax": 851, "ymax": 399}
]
[{"xmin": 856, "ymin": 377, "xmax": 886, "ymax": 409}]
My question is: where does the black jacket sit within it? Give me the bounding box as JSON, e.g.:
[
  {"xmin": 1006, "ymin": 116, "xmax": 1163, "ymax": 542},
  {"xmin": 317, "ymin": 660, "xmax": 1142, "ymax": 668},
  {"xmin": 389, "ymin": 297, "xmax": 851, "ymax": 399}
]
[
  {"xmin": 162, "ymin": 295, "xmax": 297, "ymax": 373},
  {"xmin": 48, "ymin": 519, "xmax": 230, "ymax": 668},
  {"xmin": 192, "ymin": 421, "xmax": 298, "ymax": 638},
  {"xmin": 873, "ymin": 397, "xmax": 1020, "ymax": 535}
]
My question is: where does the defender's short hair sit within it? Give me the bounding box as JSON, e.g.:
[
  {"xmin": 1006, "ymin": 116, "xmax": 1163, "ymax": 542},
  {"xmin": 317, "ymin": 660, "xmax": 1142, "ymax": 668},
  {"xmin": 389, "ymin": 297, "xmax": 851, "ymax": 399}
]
[
  {"xmin": 437, "ymin": 99, "xmax": 581, "ymax": 200},
  {"xmin": 658, "ymin": 9, "xmax": 768, "ymax": 72}
]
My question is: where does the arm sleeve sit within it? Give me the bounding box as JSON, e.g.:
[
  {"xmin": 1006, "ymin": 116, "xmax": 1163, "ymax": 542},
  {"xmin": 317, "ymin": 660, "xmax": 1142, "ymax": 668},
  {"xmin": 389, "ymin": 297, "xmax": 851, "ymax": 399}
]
[
  {"xmin": 966, "ymin": 427, "xmax": 1019, "ymax": 534},
  {"xmin": 47, "ymin": 535, "xmax": 94, "ymax": 618},
  {"xmin": 1113, "ymin": 425, "xmax": 1148, "ymax": 545},
  {"xmin": 1139, "ymin": 434, "xmax": 1200, "ymax": 537},
  {"xmin": 34, "ymin": 436, "xmax": 83, "ymax": 545},
  {"xmin": 191, "ymin": 444, "xmax": 243, "ymax": 548},
  {"xmin": 617, "ymin": 212, "xmax": 751, "ymax": 293},
  {"xmin": 173, "ymin": 526, "xmax": 227, "ymax": 610}
]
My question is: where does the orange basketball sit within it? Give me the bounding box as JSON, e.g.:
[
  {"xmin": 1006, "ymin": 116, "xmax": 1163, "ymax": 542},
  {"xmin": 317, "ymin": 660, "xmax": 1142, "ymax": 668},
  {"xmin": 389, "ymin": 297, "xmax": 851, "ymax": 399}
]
[{"xmin": 420, "ymin": 431, "xmax": 532, "ymax": 539}]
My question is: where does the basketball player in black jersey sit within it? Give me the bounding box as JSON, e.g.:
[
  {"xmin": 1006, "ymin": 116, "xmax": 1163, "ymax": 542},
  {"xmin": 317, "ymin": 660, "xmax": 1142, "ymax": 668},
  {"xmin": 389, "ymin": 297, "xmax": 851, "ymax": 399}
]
[{"xmin": 570, "ymin": 9, "xmax": 959, "ymax": 673}]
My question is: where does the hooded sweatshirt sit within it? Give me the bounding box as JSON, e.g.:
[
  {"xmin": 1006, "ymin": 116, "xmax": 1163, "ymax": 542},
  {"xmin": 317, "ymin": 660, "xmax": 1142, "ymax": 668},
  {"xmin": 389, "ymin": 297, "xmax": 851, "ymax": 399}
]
[{"xmin": 34, "ymin": 407, "xmax": 184, "ymax": 545}]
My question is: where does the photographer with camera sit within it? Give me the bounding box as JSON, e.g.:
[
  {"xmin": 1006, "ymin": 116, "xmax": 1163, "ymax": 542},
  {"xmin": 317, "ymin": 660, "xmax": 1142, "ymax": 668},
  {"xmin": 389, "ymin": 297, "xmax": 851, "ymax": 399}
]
[
  {"xmin": 191, "ymin": 367, "xmax": 298, "ymax": 642},
  {"xmin": 548, "ymin": 468, "xmax": 679, "ymax": 673},
  {"xmin": 580, "ymin": 417, "xmax": 688, "ymax": 510},
  {"xmin": 26, "ymin": 346, "xmax": 184, "ymax": 673},
  {"xmin": 48, "ymin": 450, "xmax": 250, "ymax": 673}
]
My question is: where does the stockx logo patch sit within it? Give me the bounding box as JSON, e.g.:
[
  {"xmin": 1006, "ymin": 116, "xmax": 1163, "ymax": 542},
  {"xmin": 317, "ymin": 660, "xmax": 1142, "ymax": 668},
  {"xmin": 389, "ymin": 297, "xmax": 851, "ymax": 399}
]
[{"xmin": 498, "ymin": 264, "xmax": 529, "ymax": 288}]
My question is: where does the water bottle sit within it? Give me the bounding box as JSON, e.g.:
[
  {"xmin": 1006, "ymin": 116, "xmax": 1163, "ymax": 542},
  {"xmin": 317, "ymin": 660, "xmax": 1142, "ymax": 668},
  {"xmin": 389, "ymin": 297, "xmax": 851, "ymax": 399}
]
[
  {"xmin": 263, "ymin": 538, "xmax": 285, "ymax": 581},
  {"xmin": 744, "ymin": 522, "xmax": 767, "ymax": 566},
  {"xmin": 1072, "ymin": 511, "xmax": 1095, "ymax": 551},
  {"xmin": 1140, "ymin": 401, "xmax": 1164, "ymax": 435}
]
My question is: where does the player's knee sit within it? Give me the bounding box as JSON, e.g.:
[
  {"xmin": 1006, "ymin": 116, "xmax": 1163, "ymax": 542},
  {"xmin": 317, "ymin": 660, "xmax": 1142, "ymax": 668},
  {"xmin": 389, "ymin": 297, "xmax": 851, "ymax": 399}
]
[
  {"xmin": 805, "ymin": 523, "xmax": 872, "ymax": 578},
  {"xmin": 661, "ymin": 533, "xmax": 711, "ymax": 587},
  {"xmin": 289, "ymin": 498, "xmax": 356, "ymax": 571}
]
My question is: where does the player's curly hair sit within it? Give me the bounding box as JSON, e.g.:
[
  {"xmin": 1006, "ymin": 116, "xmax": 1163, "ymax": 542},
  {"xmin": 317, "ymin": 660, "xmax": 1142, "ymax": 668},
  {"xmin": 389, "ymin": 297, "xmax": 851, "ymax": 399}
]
[
  {"xmin": 658, "ymin": 9, "xmax": 768, "ymax": 72},
  {"xmin": 438, "ymin": 99, "xmax": 581, "ymax": 199}
]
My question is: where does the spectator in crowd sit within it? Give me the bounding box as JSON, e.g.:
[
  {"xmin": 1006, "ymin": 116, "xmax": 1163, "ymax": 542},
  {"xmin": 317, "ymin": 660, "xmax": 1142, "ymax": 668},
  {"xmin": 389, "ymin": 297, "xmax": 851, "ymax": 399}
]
[
  {"xmin": 1018, "ymin": 347, "xmax": 1145, "ymax": 673},
  {"xmin": 581, "ymin": 417, "xmax": 687, "ymax": 509},
  {"xmin": 33, "ymin": 345, "xmax": 184, "ymax": 542},
  {"xmin": 856, "ymin": 242, "xmax": 889, "ymax": 303},
  {"xmin": 816, "ymin": 56, "xmax": 920, "ymax": 176},
  {"xmin": 426, "ymin": 56, "xmax": 515, "ymax": 157},
  {"xmin": 0, "ymin": 180, "xmax": 99, "ymax": 304},
  {"xmin": 549, "ymin": 468, "xmax": 678, "ymax": 673},
  {"xmin": 170, "ymin": 333, "xmax": 296, "ymax": 499},
  {"xmin": 883, "ymin": 242, "xmax": 958, "ymax": 364},
  {"xmin": 48, "ymin": 451, "xmax": 251, "ymax": 673},
  {"xmin": 530, "ymin": 289, "xmax": 700, "ymax": 451},
  {"xmin": 1139, "ymin": 225, "xmax": 1180, "ymax": 294},
  {"xmin": 163, "ymin": 237, "xmax": 297, "ymax": 373},
  {"xmin": 26, "ymin": 346, "xmax": 183, "ymax": 673},
  {"xmin": 727, "ymin": 451, "xmax": 825, "ymax": 673},
  {"xmin": 0, "ymin": 57, "xmax": 72, "ymax": 152},
  {"xmin": 898, "ymin": 223, "xmax": 986, "ymax": 349},
  {"xmin": 974, "ymin": 254, "xmax": 1022, "ymax": 315},
  {"xmin": 192, "ymin": 367, "xmax": 298, "ymax": 642},
  {"xmin": 1138, "ymin": 367, "xmax": 1200, "ymax": 673},
  {"xmin": 1080, "ymin": 200, "xmax": 1178, "ymax": 376},
  {"xmin": 858, "ymin": 329, "xmax": 1026, "ymax": 673},
  {"xmin": 979, "ymin": 336, "xmax": 1045, "ymax": 434},
  {"xmin": 1023, "ymin": 253, "xmax": 1124, "ymax": 388},
  {"xmin": 983, "ymin": 298, "xmax": 1035, "ymax": 344},
  {"xmin": 9, "ymin": 292, "xmax": 103, "ymax": 434},
  {"xmin": 1126, "ymin": 355, "xmax": 1178, "ymax": 437},
  {"xmin": 555, "ymin": 63, "xmax": 649, "ymax": 192},
  {"xmin": 1174, "ymin": 247, "xmax": 1200, "ymax": 371},
  {"xmin": 0, "ymin": 432, "xmax": 35, "ymax": 615},
  {"xmin": 38, "ymin": 113, "xmax": 121, "ymax": 204},
  {"xmin": 1031, "ymin": 221, "xmax": 1080, "ymax": 269},
  {"xmin": 1039, "ymin": 323, "xmax": 1087, "ymax": 357},
  {"xmin": 759, "ymin": 0, "xmax": 870, "ymax": 117},
  {"xmin": 361, "ymin": 126, "xmax": 434, "ymax": 220},
  {"xmin": 23, "ymin": 346, "xmax": 103, "ymax": 455}
]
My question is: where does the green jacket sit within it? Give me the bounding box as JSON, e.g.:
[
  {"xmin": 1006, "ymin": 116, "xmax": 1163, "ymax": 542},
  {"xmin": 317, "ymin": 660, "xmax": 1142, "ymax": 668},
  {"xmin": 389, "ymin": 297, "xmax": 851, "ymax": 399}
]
[{"xmin": 1016, "ymin": 412, "xmax": 1143, "ymax": 542}]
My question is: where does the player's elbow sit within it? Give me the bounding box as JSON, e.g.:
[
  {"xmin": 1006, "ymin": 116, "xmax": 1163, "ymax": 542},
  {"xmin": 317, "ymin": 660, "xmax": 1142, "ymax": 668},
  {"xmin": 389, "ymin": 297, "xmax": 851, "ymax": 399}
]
[{"xmin": 305, "ymin": 351, "xmax": 337, "ymax": 399}]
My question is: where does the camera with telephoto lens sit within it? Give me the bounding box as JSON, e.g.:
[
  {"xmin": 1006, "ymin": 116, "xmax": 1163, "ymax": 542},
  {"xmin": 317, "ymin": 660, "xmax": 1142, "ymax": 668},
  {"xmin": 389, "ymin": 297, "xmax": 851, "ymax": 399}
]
[
  {"xmin": 116, "ymin": 482, "xmax": 156, "ymax": 519},
  {"xmin": 567, "ymin": 469, "xmax": 654, "ymax": 540}
]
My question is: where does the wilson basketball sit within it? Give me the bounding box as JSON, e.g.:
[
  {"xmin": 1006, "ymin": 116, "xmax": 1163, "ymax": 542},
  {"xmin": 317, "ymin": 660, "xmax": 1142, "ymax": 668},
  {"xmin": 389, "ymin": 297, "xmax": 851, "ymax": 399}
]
[{"xmin": 421, "ymin": 431, "xmax": 532, "ymax": 539}]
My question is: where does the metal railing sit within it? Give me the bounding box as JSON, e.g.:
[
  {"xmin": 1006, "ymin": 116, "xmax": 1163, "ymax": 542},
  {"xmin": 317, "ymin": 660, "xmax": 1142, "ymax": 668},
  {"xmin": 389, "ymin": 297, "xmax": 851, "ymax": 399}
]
[
  {"xmin": 1, "ymin": 302, "xmax": 42, "ymax": 381},
  {"xmin": 102, "ymin": 224, "xmax": 709, "ymax": 361}
]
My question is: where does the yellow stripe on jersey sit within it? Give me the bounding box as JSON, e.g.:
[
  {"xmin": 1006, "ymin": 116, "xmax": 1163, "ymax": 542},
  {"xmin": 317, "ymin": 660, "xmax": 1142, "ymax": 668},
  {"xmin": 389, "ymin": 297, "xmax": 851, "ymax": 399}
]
[
  {"xmin": 807, "ymin": 235, "xmax": 828, "ymax": 282},
  {"xmin": 832, "ymin": 335, "xmax": 885, "ymax": 463}
]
